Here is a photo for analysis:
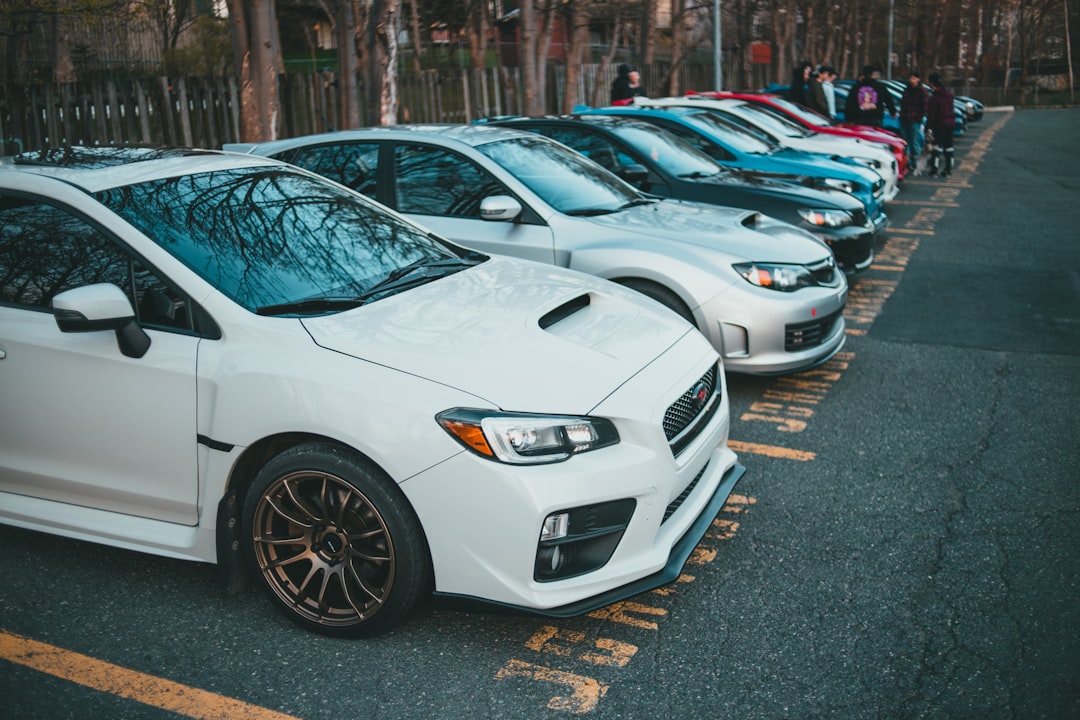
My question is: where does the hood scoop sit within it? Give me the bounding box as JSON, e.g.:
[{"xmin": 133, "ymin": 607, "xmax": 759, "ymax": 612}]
[{"xmin": 539, "ymin": 293, "xmax": 591, "ymax": 329}]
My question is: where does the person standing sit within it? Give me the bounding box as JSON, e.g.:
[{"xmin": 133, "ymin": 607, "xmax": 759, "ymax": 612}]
[
  {"xmin": 611, "ymin": 64, "xmax": 645, "ymax": 105},
  {"xmin": 790, "ymin": 61, "xmax": 814, "ymax": 106},
  {"xmin": 899, "ymin": 70, "xmax": 929, "ymax": 174},
  {"xmin": 925, "ymin": 73, "xmax": 957, "ymax": 177},
  {"xmin": 808, "ymin": 65, "xmax": 837, "ymax": 118},
  {"xmin": 844, "ymin": 65, "xmax": 896, "ymax": 128}
]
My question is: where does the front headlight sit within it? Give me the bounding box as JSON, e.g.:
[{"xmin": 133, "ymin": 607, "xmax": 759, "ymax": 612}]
[
  {"xmin": 822, "ymin": 177, "xmax": 857, "ymax": 193},
  {"xmin": 732, "ymin": 262, "xmax": 817, "ymax": 292},
  {"xmin": 436, "ymin": 409, "xmax": 619, "ymax": 464},
  {"xmin": 797, "ymin": 207, "xmax": 854, "ymax": 228}
]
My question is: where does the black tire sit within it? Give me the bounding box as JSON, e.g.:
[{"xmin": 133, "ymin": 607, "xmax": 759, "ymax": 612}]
[
  {"xmin": 616, "ymin": 279, "xmax": 697, "ymax": 326},
  {"xmin": 243, "ymin": 442, "xmax": 431, "ymax": 637}
]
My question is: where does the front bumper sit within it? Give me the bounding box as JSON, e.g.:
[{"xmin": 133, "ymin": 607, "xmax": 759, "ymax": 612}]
[
  {"xmin": 434, "ymin": 461, "xmax": 746, "ymax": 617},
  {"xmin": 816, "ymin": 210, "xmax": 889, "ymax": 274}
]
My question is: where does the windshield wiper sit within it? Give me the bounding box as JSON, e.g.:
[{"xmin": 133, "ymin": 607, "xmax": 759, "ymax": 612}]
[
  {"xmin": 679, "ymin": 170, "xmax": 722, "ymax": 179},
  {"xmin": 256, "ymin": 256, "xmax": 482, "ymax": 316},
  {"xmin": 256, "ymin": 297, "xmax": 366, "ymax": 316},
  {"xmin": 565, "ymin": 206, "xmax": 619, "ymax": 216},
  {"xmin": 615, "ymin": 198, "xmax": 658, "ymax": 210},
  {"xmin": 353, "ymin": 256, "xmax": 482, "ymax": 303}
]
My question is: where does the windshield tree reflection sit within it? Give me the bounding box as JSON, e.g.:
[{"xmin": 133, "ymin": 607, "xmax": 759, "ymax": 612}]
[
  {"xmin": 98, "ymin": 167, "xmax": 471, "ymax": 312},
  {"xmin": 476, "ymin": 136, "xmax": 640, "ymax": 214}
]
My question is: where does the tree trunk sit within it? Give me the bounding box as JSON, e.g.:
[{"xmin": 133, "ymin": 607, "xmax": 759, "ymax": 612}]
[
  {"xmin": 520, "ymin": 0, "xmax": 542, "ymax": 115},
  {"xmin": 52, "ymin": 1, "xmax": 75, "ymax": 84},
  {"xmin": 367, "ymin": 0, "xmax": 400, "ymax": 125},
  {"xmin": 561, "ymin": 0, "xmax": 591, "ymax": 113},
  {"xmin": 227, "ymin": 0, "xmax": 282, "ymax": 142},
  {"xmin": 336, "ymin": 0, "xmax": 361, "ymax": 129}
]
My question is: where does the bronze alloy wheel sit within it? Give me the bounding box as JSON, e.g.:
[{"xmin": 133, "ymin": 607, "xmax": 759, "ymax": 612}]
[{"xmin": 244, "ymin": 443, "xmax": 430, "ymax": 637}]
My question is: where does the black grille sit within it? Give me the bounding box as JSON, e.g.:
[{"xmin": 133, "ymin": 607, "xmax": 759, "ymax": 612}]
[
  {"xmin": 850, "ymin": 208, "xmax": 868, "ymax": 227},
  {"xmin": 872, "ymin": 178, "xmax": 885, "ymax": 197},
  {"xmin": 662, "ymin": 462, "xmax": 708, "ymax": 524},
  {"xmin": 663, "ymin": 364, "xmax": 721, "ymax": 457},
  {"xmin": 785, "ymin": 310, "xmax": 843, "ymax": 351}
]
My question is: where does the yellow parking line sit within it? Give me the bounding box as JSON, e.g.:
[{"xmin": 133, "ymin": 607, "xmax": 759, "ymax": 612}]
[
  {"xmin": 886, "ymin": 228, "xmax": 936, "ymax": 235},
  {"xmin": 0, "ymin": 631, "xmax": 300, "ymax": 720},
  {"xmin": 729, "ymin": 440, "xmax": 815, "ymax": 462}
]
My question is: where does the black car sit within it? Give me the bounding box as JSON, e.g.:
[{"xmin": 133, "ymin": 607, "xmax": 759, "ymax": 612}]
[{"xmin": 484, "ymin": 114, "xmax": 886, "ymax": 274}]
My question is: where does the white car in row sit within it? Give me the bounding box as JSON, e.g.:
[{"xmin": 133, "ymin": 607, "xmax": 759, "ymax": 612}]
[{"xmin": 0, "ymin": 147, "xmax": 743, "ymax": 636}]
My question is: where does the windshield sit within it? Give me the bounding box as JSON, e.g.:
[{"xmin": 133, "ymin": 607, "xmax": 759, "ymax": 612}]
[
  {"xmin": 764, "ymin": 95, "xmax": 832, "ymax": 127},
  {"xmin": 97, "ymin": 166, "xmax": 480, "ymax": 313},
  {"xmin": 730, "ymin": 103, "xmax": 813, "ymax": 139},
  {"xmin": 477, "ymin": 135, "xmax": 641, "ymax": 214},
  {"xmin": 672, "ymin": 109, "xmax": 778, "ymax": 154},
  {"xmin": 604, "ymin": 121, "xmax": 723, "ymax": 176}
]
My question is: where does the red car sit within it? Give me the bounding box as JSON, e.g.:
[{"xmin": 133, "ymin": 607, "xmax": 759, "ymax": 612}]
[{"xmin": 687, "ymin": 91, "xmax": 909, "ymax": 179}]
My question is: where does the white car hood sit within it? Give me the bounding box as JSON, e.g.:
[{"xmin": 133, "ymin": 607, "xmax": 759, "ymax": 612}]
[
  {"xmin": 301, "ymin": 256, "xmax": 696, "ymax": 413},
  {"xmin": 584, "ymin": 200, "xmax": 832, "ymax": 264}
]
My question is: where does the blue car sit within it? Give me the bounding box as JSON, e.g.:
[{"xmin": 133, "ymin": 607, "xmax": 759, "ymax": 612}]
[{"xmin": 574, "ymin": 104, "xmax": 888, "ymax": 220}]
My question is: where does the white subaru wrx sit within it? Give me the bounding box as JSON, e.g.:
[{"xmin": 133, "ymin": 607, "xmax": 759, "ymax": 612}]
[{"xmin": 0, "ymin": 148, "xmax": 744, "ymax": 636}]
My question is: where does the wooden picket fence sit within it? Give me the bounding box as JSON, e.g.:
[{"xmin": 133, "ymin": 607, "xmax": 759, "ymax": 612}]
[{"xmin": 0, "ymin": 62, "xmax": 720, "ymax": 154}]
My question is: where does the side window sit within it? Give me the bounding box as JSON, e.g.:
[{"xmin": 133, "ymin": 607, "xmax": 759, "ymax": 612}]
[
  {"xmin": 394, "ymin": 144, "xmax": 503, "ymax": 217},
  {"xmin": 542, "ymin": 128, "xmax": 622, "ymax": 172},
  {"xmin": 280, "ymin": 143, "xmax": 380, "ymax": 199},
  {"xmin": 665, "ymin": 124, "xmax": 734, "ymax": 161},
  {"xmin": 0, "ymin": 195, "xmax": 192, "ymax": 332}
]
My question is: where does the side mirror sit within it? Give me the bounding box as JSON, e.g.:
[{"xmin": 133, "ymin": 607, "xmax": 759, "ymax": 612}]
[
  {"xmin": 52, "ymin": 283, "xmax": 151, "ymax": 359},
  {"xmin": 618, "ymin": 163, "xmax": 649, "ymax": 187},
  {"xmin": 479, "ymin": 195, "xmax": 523, "ymax": 222}
]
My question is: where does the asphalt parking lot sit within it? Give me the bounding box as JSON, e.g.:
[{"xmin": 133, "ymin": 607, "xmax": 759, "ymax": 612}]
[{"xmin": 1, "ymin": 107, "xmax": 1078, "ymax": 720}]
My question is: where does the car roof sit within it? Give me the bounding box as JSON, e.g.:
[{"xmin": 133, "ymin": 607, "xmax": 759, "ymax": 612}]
[
  {"xmin": 226, "ymin": 123, "xmax": 538, "ymax": 156},
  {"xmin": 0, "ymin": 145, "xmax": 285, "ymax": 192}
]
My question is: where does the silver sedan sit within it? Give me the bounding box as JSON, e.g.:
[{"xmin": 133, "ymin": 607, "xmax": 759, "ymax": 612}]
[{"xmin": 227, "ymin": 125, "xmax": 848, "ymax": 375}]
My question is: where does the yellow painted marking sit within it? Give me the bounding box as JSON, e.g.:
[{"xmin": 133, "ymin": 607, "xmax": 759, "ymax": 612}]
[
  {"xmin": 524, "ymin": 626, "xmax": 638, "ymax": 668},
  {"xmin": 723, "ymin": 494, "xmax": 758, "ymax": 511},
  {"xmin": 887, "ymin": 199, "xmax": 960, "ymax": 207},
  {"xmin": 707, "ymin": 518, "xmax": 740, "ymax": 540},
  {"xmin": 495, "ymin": 660, "xmax": 608, "ymax": 714},
  {"xmin": 846, "ymin": 328, "xmax": 868, "ymax": 336},
  {"xmin": 0, "ymin": 631, "xmax": 300, "ymax": 720},
  {"xmin": 887, "ymin": 227, "xmax": 936, "ymax": 235},
  {"xmin": 651, "ymin": 573, "xmax": 696, "ymax": 596},
  {"xmin": 580, "ymin": 639, "xmax": 639, "ymax": 668},
  {"xmin": 738, "ymin": 413, "xmax": 807, "ymax": 433},
  {"xmin": 728, "ymin": 440, "xmax": 815, "ymax": 462},
  {"xmin": 587, "ymin": 601, "xmax": 667, "ymax": 630},
  {"xmin": 687, "ymin": 547, "xmax": 718, "ymax": 565},
  {"xmin": 869, "ymin": 264, "xmax": 907, "ymax": 272}
]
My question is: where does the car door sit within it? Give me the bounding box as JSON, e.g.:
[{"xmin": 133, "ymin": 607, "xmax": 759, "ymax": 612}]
[
  {"xmin": 388, "ymin": 141, "xmax": 558, "ymax": 265},
  {"xmin": 0, "ymin": 193, "xmax": 200, "ymax": 525}
]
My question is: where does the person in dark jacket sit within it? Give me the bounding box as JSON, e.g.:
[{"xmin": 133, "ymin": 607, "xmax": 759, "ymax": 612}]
[
  {"xmin": 790, "ymin": 61, "xmax": 814, "ymax": 106},
  {"xmin": 899, "ymin": 70, "xmax": 929, "ymax": 173},
  {"xmin": 611, "ymin": 64, "xmax": 644, "ymax": 104},
  {"xmin": 925, "ymin": 73, "xmax": 957, "ymax": 177},
  {"xmin": 844, "ymin": 65, "xmax": 896, "ymax": 128}
]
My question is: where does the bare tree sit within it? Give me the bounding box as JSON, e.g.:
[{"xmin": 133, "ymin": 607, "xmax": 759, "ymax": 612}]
[
  {"xmin": 226, "ymin": 0, "xmax": 282, "ymax": 141},
  {"xmin": 561, "ymin": 0, "xmax": 592, "ymax": 112},
  {"xmin": 367, "ymin": 0, "xmax": 401, "ymax": 124}
]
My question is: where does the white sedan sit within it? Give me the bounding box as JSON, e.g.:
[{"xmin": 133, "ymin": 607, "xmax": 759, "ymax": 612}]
[{"xmin": 0, "ymin": 147, "xmax": 743, "ymax": 636}]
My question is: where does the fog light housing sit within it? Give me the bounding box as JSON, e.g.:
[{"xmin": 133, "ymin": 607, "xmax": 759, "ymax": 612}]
[{"xmin": 533, "ymin": 499, "xmax": 636, "ymax": 582}]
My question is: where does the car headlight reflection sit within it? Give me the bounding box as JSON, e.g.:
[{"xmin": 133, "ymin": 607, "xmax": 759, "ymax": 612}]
[
  {"xmin": 437, "ymin": 409, "xmax": 619, "ymax": 464},
  {"xmin": 733, "ymin": 262, "xmax": 817, "ymax": 292},
  {"xmin": 797, "ymin": 207, "xmax": 854, "ymax": 228},
  {"xmin": 822, "ymin": 177, "xmax": 857, "ymax": 193}
]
